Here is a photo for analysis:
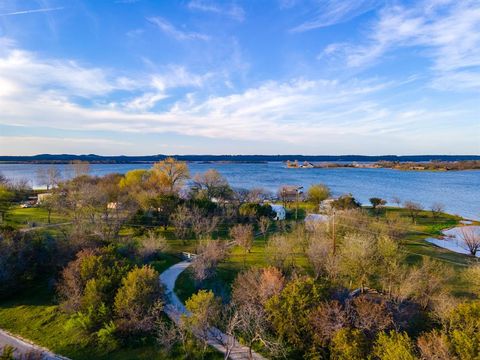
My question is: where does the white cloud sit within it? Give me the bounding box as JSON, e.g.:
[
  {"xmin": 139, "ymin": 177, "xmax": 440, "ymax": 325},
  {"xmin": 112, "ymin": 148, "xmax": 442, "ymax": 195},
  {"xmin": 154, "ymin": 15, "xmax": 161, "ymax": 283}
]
[
  {"xmin": 147, "ymin": 17, "xmax": 209, "ymax": 41},
  {"xmin": 0, "ymin": 7, "xmax": 64, "ymax": 16},
  {"xmin": 187, "ymin": 0, "xmax": 245, "ymax": 22},
  {"xmin": 0, "ymin": 40, "xmax": 478, "ymax": 154},
  {"xmin": 323, "ymin": 0, "xmax": 480, "ymax": 90},
  {"xmin": 290, "ymin": 0, "xmax": 380, "ymax": 32}
]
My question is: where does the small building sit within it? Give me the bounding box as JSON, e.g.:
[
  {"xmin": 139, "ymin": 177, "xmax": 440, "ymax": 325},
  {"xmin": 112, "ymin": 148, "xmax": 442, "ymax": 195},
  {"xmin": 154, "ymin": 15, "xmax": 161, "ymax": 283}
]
[
  {"xmin": 270, "ymin": 204, "xmax": 286, "ymax": 221},
  {"xmin": 37, "ymin": 193, "xmax": 52, "ymax": 204},
  {"xmin": 304, "ymin": 213, "xmax": 329, "ymax": 223}
]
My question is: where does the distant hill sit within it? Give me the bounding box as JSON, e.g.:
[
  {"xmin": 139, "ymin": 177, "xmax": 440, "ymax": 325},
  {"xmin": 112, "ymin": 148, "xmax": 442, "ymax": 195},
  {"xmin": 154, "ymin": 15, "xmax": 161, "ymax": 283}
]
[{"xmin": 0, "ymin": 154, "xmax": 479, "ymax": 164}]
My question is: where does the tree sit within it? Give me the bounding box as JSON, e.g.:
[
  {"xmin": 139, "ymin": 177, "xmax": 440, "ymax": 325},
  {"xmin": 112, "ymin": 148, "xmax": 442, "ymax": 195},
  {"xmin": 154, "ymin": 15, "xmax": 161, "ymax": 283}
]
[
  {"xmin": 265, "ymin": 277, "xmax": 328, "ymax": 349},
  {"xmin": 373, "ymin": 331, "xmax": 418, "ymax": 360},
  {"xmin": 191, "ymin": 240, "xmax": 227, "ymax": 281},
  {"xmin": 258, "ymin": 217, "xmax": 270, "ymax": 239},
  {"xmin": 404, "ymin": 201, "xmax": 423, "ymax": 223},
  {"xmin": 430, "ymin": 202, "xmax": 445, "ymax": 220},
  {"xmin": 445, "ymin": 302, "xmax": 480, "ymax": 360},
  {"xmin": 192, "ymin": 169, "xmax": 232, "ymax": 201},
  {"xmin": 170, "ymin": 204, "xmax": 192, "ymax": 241},
  {"xmin": 332, "ymin": 194, "xmax": 361, "ymax": 210},
  {"xmin": 463, "ymin": 264, "xmax": 480, "ymax": 297},
  {"xmin": 265, "ymin": 234, "xmax": 297, "ymax": 271},
  {"xmin": 114, "ymin": 265, "xmax": 163, "ymax": 335},
  {"xmin": 36, "ymin": 166, "xmax": 61, "ymax": 190},
  {"xmin": 152, "ymin": 157, "xmax": 190, "ymax": 194},
  {"xmin": 330, "ymin": 328, "xmax": 368, "ymax": 360},
  {"xmin": 183, "ymin": 290, "xmax": 221, "ymax": 352},
  {"xmin": 70, "ymin": 160, "xmax": 90, "ymax": 178},
  {"xmin": 417, "ymin": 330, "xmax": 453, "ymax": 360},
  {"xmin": 458, "ymin": 227, "xmax": 480, "ymax": 256},
  {"xmin": 307, "ymin": 184, "xmax": 330, "ymax": 208},
  {"xmin": 232, "ymin": 267, "xmax": 285, "ymax": 308},
  {"xmin": 0, "ymin": 185, "xmax": 14, "ymax": 223},
  {"xmin": 138, "ymin": 230, "xmax": 168, "ymax": 261},
  {"xmin": 230, "ymin": 224, "xmax": 254, "ymax": 265},
  {"xmin": 339, "ymin": 233, "xmax": 379, "ymax": 290},
  {"xmin": 369, "ymin": 197, "xmax": 386, "ymax": 210},
  {"xmin": 402, "ymin": 257, "xmax": 453, "ymax": 309},
  {"xmin": 392, "ymin": 197, "xmax": 402, "ymax": 207}
]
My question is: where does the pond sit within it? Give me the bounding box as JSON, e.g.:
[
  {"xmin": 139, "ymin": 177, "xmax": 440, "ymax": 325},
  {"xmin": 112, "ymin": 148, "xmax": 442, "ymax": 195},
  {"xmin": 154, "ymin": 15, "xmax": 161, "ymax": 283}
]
[{"xmin": 426, "ymin": 226, "xmax": 480, "ymax": 257}]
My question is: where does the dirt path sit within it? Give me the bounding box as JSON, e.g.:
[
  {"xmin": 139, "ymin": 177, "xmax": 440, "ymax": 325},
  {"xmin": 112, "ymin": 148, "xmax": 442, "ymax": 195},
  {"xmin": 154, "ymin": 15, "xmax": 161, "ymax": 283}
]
[
  {"xmin": 159, "ymin": 261, "xmax": 266, "ymax": 360},
  {"xmin": 0, "ymin": 329, "xmax": 69, "ymax": 360}
]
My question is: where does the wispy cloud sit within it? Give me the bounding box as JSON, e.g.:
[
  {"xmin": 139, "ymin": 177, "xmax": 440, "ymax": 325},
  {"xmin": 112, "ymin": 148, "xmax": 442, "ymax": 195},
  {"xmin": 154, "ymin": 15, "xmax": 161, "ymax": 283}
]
[
  {"xmin": 0, "ymin": 7, "xmax": 64, "ymax": 16},
  {"xmin": 187, "ymin": 0, "xmax": 245, "ymax": 22},
  {"xmin": 290, "ymin": 0, "xmax": 380, "ymax": 32},
  {"xmin": 147, "ymin": 16, "xmax": 209, "ymax": 41},
  {"xmin": 0, "ymin": 40, "xmax": 478, "ymax": 154},
  {"xmin": 322, "ymin": 0, "xmax": 480, "ymax": 91}
]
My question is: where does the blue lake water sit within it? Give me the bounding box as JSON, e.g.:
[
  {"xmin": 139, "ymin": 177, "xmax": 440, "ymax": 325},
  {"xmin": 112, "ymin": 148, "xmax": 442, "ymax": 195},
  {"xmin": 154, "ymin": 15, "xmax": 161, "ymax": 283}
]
[{"xmin": 1, "ymin": 162, "xmax": 479, "ymax": 219}]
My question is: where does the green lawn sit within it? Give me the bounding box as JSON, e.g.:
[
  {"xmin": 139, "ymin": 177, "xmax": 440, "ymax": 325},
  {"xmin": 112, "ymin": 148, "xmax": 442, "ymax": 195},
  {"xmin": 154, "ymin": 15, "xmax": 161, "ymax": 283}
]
[{"xmin": 4, "ymin": 206, "xmax": 67, "ymax": 229}]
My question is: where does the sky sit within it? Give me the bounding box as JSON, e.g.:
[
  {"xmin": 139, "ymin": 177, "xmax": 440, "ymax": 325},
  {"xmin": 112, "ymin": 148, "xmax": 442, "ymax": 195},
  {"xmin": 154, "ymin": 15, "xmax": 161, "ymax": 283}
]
[{"xmin": 0, "ymin": 0, "xmax": 479, "ymax": 156}]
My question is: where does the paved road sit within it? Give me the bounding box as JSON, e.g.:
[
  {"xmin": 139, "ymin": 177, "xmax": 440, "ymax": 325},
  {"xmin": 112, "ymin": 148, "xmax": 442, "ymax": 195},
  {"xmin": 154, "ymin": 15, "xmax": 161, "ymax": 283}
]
[
  {"xmin": 0, "ymin": 329, "xmax": 69, "ymax": 360},
  {"xmin": 160, "ymin": 261, "xmax": 266, "ymax": 360}
]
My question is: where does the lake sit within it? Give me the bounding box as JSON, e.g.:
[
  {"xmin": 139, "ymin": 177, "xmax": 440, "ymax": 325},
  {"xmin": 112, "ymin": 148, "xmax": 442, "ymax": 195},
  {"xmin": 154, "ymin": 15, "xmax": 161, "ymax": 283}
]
[{"xmin": 1, "ymin": 162, "xmax": 479, "ymax": 219}]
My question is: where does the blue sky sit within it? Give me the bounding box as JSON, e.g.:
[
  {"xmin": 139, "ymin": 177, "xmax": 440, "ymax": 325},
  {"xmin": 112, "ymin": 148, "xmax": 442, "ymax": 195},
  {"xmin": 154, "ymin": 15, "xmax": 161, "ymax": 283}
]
[{"xmin": 0, "ymin": 0, "xmax": 479, "ymax": 155}]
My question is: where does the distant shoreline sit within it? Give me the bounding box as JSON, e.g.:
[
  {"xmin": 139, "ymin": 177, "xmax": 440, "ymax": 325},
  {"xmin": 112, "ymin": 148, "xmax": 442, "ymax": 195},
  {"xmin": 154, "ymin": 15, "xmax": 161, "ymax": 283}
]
[{"xmin": 0, "ymin": 154, "xmax": 479, "ymax": 164}]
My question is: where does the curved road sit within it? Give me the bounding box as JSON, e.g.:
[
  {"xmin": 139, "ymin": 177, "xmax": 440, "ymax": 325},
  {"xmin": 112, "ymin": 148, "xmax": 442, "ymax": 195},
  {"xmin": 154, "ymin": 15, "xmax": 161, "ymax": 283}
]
[{"xmin": 160, "ymin": 261, "xmax": 266, "ymax": 360}]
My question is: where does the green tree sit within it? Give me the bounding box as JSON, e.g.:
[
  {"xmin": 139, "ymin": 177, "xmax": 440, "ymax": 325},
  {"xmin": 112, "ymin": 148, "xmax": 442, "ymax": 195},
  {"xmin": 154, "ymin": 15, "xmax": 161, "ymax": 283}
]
[
  {"xmin": 332, "ymin": 194, "xmax": 361, "ymax": 210},
  {"xmin": 307, "ymin": 184, "xmax": 330, "ymax": 208},
  {"xmin": 114, "ymin": 265, "xmax": 163, "ymax": 335},
  {"xmin": 265, "ymin": 276, "xmax": 328, "ymax": 349},
  {"xmin": 183, "ymin": 290, "xmax": 221, "ymax": 352},
  {"xmin": 373, "ymin": 331, "xmax": 418, "ymax": 360},
  {"xmin": 330, "ymin": 328, "xmax": 368, "ymax": 360},
  {"xmin": 369, "ymin": 197, "xmax": 386, "ymax": 209},
  {"xmin": 446, "ymin": 302, "xmax": 480, "ymax": 360}
]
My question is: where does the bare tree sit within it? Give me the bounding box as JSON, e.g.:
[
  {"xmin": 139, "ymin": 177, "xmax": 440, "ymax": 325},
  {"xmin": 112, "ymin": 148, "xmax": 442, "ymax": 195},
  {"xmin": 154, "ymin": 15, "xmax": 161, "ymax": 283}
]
[
  {"xmin": 404, "ymin": 201, "xmax": 423, "ymax": 223},
  {"xmin": 192, "ymin": 169, "xmax": 231, "ymax": 201},
  {"xmin": 36, "ymin": 166, "xmax": 61, "ymax": 190},
  {"xmin": 392, "ymin": 197, "xmax": 402, "ymax": 207},
  {"xmin": 138, "ymin": 230, "xmax": 168, "ymax": 261},
  {"xmin": 258, "ymin": 217, "xmax": 270, "ymax": 239},
  {"xmin": 191, "ymin": 240, "xmax": 228, "ymax": 281},
  {"xmin": 230, "ymin": 224, "xmax": 254, "ymax": 266},
  {"xmin": 430, "ymin": 202, "xmax": 445, "ymax": 220},
  {"xmin": 191, "ymin": 207, "xmax": 219, "ymax": 240},
  {"xmin": 459, "ymin": 227, "xmax": 480, "ymax": 256},
  {"xmin": 70, "ymin": 160, "xmax": 90, "ymax": 178},
  {"xmin": 170, "ymin": 204, "xmax": 192, "ymax": 241}
]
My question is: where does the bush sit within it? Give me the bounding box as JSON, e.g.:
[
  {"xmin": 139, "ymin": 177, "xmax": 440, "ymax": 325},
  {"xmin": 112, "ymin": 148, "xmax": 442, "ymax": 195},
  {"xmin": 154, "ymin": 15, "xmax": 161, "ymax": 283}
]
[
  {"xmin": 330, "ymin": 328, "xmax": 368, "ymax": 360},
  {"xmin": 373, "ymin": 331, "xmax": 417, "ymax": 360}
]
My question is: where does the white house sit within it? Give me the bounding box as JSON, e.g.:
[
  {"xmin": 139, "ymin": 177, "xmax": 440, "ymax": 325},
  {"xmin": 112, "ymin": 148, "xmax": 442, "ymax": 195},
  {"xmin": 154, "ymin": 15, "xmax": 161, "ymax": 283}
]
[{"xmin": 270, "ymin": 204, "xmax": 286, "ymax": 221}]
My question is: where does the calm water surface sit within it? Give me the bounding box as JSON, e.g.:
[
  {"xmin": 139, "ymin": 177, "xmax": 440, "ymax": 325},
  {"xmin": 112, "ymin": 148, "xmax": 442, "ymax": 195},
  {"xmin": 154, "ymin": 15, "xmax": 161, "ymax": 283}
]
[{"xmin": 1, "ymin": 162, "xmax": 479, "ymax": 219}]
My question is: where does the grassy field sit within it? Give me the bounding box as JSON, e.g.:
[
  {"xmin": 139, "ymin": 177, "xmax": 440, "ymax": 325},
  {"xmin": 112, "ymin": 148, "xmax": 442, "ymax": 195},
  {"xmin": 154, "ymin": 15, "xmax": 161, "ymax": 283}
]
[
  {"xmin": 4, "ymin": 206, "xmax": 68, "ymax": 229},
  {"xmin": 175, "ymin": 206, "xmax": 477, "ymax": 302}
]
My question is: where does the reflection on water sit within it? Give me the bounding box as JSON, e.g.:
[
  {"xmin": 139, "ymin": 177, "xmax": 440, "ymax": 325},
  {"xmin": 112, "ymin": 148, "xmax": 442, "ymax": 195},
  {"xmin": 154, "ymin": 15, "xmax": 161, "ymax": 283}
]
[
  {"xmin": 426, "ymin": 226, "xmax": 480, "ymax": 257},
  {"xmin": 0, "ymin": 162, "xmax": 479, "ymax": 219}
]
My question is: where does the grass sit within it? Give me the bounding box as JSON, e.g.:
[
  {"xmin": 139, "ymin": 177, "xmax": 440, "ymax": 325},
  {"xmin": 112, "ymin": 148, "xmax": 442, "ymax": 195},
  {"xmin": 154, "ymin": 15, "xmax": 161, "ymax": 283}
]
[
  {"xmin": 175, "ymin": 206, "xmax": 477, "ymax": 302},
  {"xmin": 4, "ymin": 206, "xmax": 67, "ymax": 229},
  {"xmin": 0, "ymin": 276, "xmax": 222, "ymax": 360}
]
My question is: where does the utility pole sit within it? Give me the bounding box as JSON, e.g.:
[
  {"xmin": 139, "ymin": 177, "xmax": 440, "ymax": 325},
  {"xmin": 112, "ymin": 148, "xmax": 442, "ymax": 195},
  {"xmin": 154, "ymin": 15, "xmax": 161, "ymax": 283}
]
[
  {"xmin": 332, "ymin": 210, "xmax": 336, "ymax": 255},
  {"xmin": 295, "ymin": 186, "xmax": 303, "ymax": 221}
]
